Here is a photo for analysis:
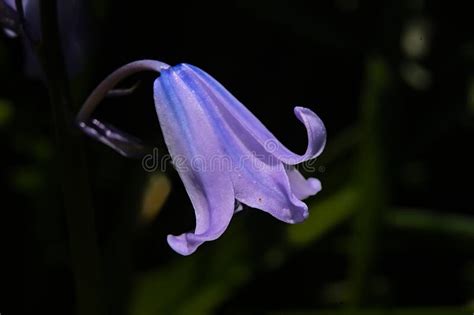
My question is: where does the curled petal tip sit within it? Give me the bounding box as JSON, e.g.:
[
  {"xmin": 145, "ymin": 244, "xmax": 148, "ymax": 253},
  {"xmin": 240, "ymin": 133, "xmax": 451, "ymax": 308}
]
[
  {"xmin": 292, "ymin": 204, "xmax": 310, "ymax": 223},
  {"xmin": 167, "ymin": 227, "xmax": 229, "ymax": 256},
  {"xmin": 273, "ymin": 198, "xmax": 309, "ymax": 224},
  {"xmin": 306, "ymin": 177, "xmax": 322, "ymax": 195},
  {"xmin": 167, "ymin": 234, "xmax": 197, "ymax": 256},
  {"xmin": 293, "ymin": 106, "xmax": 327, "ymax": 160},
  {"xmin": 282, "ymin": 209, "xmax": 309, "ymax": 224},
  {"xmin": 286, "ymin": 167, "xmax": 322, "ymax": 200}
]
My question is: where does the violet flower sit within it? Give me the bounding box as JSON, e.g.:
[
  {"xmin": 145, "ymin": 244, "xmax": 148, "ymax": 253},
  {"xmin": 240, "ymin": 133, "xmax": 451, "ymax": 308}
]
[
  {"xmin": 77, "ymin": 60, "xmax": 326, "ymax": 255},
  {"xmin": 1, "ymin": 0, "xmax": 37, "ymax": 38}
]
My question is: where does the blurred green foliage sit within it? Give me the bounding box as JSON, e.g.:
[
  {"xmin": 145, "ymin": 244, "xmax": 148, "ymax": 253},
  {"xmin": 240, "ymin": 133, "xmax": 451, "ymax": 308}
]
[{"xmin": 0, "ymin": 98, "xmax": 13, "ymax": 126}]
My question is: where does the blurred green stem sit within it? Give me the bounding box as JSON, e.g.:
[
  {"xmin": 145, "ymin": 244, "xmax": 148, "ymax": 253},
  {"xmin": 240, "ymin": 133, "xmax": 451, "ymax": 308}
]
[
  {"xmin": 39, "ymin": 2, "xmax": 105, "ymax": 315},
  {"xmin": 348, "ymin": 58, "xmax": 390, "ymax": 306},
  {"xmin": 388, "ymin": 208, "xmax": 474, "ymax": 238}
]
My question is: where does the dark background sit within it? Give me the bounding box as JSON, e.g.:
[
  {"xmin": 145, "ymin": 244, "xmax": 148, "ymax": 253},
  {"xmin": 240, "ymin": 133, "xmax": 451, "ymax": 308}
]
[{"xmin": 1, "ymin": 0, "xmax": 473, "ymax": 314}]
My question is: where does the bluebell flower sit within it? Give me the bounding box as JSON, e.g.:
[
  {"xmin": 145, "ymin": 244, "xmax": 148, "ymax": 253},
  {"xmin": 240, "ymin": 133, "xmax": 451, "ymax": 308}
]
[
  {"xmin": 1, "ymin": 0, "xmax": 37, "ymax": 38},
  {"xmin": 77, "ymin": 60, "xmax": 326, "ymax": 255}
]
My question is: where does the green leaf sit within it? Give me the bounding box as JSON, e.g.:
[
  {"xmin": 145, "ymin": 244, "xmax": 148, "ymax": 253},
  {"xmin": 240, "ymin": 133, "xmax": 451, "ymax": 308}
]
[
  {"xmin": 0, "ymin": 99, "xmax": 14, "ymax": 127},
  {"xmin": 387, "ymin": 208, "xmax": 474, "ymax": 238}
]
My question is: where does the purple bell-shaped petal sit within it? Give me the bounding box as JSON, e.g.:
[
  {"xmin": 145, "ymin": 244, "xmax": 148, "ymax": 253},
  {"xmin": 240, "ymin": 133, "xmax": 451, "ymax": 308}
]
[
  {"xmin": 77, "ymin": 60, "xmax": 326, "ymax": 255},
  {"xmin": 154, "ymin": 64, "xmax": 326, "ymax": 254}
]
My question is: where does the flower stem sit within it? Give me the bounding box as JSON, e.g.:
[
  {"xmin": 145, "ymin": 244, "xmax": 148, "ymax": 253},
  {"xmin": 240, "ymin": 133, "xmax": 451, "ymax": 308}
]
[
  {"xmin": 76, "ymin": 59, "xmax": 169, "ymax": 122},
  {"xmin": 348, "ymin": 57, "xmax": 390, "ymax": 306},
  {"xmin": 38, "ymin": 2, "xmax": 105, "ymax": 315}
]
